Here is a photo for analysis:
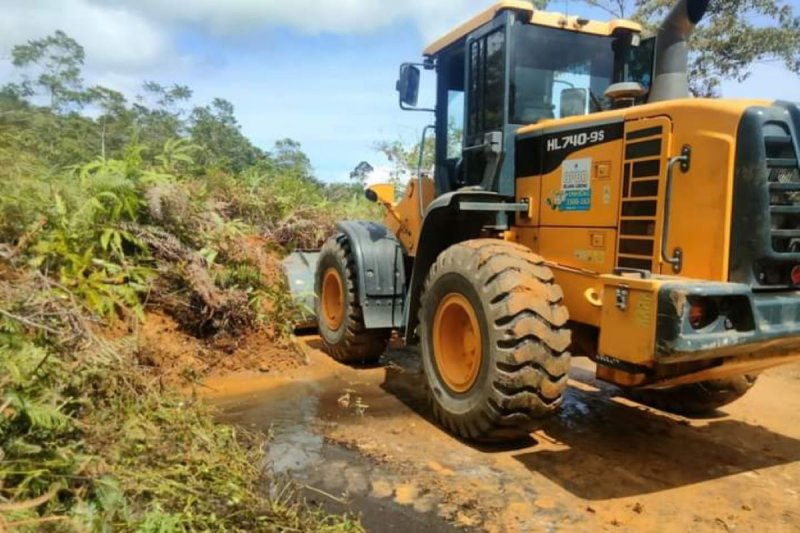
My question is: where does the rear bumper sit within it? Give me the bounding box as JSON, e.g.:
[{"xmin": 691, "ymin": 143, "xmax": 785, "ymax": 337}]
[{"xmin": 656, "ymin": 282, "xmax": 800, "ymax": 362}]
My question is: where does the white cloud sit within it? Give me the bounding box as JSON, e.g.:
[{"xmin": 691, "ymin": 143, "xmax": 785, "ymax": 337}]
[
  {"xmin": 0, "ymin": 0, "xmax": 168, "ymax": 73},
  {"xmin": 107, "ymin": 0, "xmax": 492, "ymax": 42},
  {"xmin": 0, "ymin": 0, "xmax": 493, "ymax": 88}
]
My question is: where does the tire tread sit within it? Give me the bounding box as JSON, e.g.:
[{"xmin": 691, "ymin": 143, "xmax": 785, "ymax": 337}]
[
  {"xmin": 316, "ymin": 234, "xmax": 389, "ymax": 364},
  {"xmin": 419, "ymin": 239, "xmax": 572, "ymax": 441}
]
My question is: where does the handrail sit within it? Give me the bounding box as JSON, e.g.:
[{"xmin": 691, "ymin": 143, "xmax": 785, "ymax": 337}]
[
  {"xmin": 462, "ymin": 142, "xmax": 491, "ymax": 153},
  {"xmin": 661, "ymin": 145, "xmax": 691, "ymax": 273},
  {"xmin": 416, "ymin": 125, "xmax": 435, "ymax": 218}
]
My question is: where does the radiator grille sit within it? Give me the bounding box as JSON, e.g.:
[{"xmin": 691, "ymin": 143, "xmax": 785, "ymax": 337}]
[{"xmin": 766, "ymin": 128, "xmax": 800, "ymax": 253}]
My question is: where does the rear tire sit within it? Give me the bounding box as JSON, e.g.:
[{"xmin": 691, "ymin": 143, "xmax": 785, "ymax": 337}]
[
  {"xmin": 315, "ymin": 234, "xmax": 390, "ymax": 364},
  {"xmin": 419, "ymin": 239, "xmax": 571, "ymax": 442},
  {"xmin": 624, "ymin": 374, "xmax": 758, "ymax": 416}
]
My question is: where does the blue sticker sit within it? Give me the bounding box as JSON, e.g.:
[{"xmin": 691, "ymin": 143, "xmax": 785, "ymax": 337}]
[{"xmin": 561, "ymin": 189, "xmax": 591, "ymax": 211}]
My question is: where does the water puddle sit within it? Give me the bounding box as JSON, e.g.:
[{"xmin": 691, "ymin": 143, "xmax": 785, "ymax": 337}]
[{"xmin": 212, "ymin": 375, "xmax": 462, "ymax": 532}]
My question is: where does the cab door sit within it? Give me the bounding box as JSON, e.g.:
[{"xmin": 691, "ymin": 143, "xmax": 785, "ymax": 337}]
[{"xmin": 463, "ymin": 25, "xmax": 506, "ymax": 190}]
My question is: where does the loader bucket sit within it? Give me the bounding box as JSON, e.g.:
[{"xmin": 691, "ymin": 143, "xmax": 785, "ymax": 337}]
[{"xmin": 282, "ymin": 250, "xmax": 320, "ymax": 329}]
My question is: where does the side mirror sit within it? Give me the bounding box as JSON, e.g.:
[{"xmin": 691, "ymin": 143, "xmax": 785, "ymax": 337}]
[
  {"xmin": 560, "ymin": 88, "xmax": 589, "ymax": 118},
  {"xmin": 397, "ymin": 64, "xmax": 421, "ymax": 108},
  {"xmin": 365, "ymin": 183, "xmax": 396, "ymax": 205}
]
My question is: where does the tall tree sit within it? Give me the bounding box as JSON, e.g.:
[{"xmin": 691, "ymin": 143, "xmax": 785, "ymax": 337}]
[
  {"xmin": 9, "ymin": 30, "xmax": 87, "ymax": 112},
  {"xmin": 349, "ymin": 161, "xmax": 374, "ymax": 189},
  {"xmin": 574, "ymin": 0, "xmax": 800, "ymax": 96},
  {"xmin": 2, "ymin": 32, "xmax": 97, "ymax": 165},
  {"xmin": 272, "ymin": 139, "xmax": 315, "ymax": 182},
  {"xmin": 189, "ymin": 98, "xmax": 263, "ymax": 172},
  {"xmin": 133, "ymin": 82, "xmax": 193, "ymax": 156},
  {"xmin": 86, "ymin": 86, "xmax": 131, "ymax": 160}
]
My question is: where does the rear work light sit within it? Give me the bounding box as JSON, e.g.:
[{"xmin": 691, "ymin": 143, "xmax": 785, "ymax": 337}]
[{"xmin": 688, "ymin": 297, "xmax": 719, "ymax": 330}]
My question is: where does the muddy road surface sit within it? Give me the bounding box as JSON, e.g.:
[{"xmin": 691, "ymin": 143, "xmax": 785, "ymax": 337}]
[{"xmin": 208, "ymin": 337, "xmax": 800, "ymax": 532}]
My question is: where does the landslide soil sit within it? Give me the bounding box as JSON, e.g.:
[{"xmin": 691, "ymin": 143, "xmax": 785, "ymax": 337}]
[
  {"xmin": 134, "ymin": 311, "xmax": 304, "ymax": 384},
  {"xmin": 207, "ymin": 339, "xmax": 800, "ymax": 532},
  {"xmin": 131, "ymin": 235, "xmax": 306, "ymax": 385}
]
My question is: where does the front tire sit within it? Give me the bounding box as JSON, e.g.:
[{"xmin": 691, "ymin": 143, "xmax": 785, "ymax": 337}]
[
  {"xmin": 624, "ymin": 374, "xmax": 758, "ymax": 416},
  {"xmin": 419, "ymin": 239, "xmax": 571, "ymax": 441},
  {"xmin": 315, "ymin": 234, "xmax": 390, "ymax": 364}
]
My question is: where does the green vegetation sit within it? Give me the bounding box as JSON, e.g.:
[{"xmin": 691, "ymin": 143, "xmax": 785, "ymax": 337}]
[{"xmin": 0, "ymin": 31, "xmax": 373, "ymax": 531}]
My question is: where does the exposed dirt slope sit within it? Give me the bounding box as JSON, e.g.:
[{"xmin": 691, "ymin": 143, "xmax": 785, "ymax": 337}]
[{"xmin": 135, "ymin": 311, "xmax": 303, "ymax": 384}]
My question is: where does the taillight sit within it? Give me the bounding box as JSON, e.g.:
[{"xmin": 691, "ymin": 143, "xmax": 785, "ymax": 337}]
[{"xmin": 791, "ymin": 265, "xmax": 800, "ymax": 286}]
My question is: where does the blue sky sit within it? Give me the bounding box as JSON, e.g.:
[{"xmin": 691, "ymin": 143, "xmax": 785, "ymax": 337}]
[
  {"xmin": 2, "ymin": 0, "xmax": 800, "ymax": 182},
  {"xmin": 176, "ymin": 25, "xmax": 437, "ymax": 182}
]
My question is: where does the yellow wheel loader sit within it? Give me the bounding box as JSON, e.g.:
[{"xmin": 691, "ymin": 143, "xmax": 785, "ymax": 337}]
[{"xmin": 285, "ymin": 0, "xmax": 800, "ymax": 441}]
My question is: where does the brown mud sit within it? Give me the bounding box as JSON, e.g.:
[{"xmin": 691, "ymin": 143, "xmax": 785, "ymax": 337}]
[
  {"xmin": 135, "ymin": 311, "xmax": 303, "ymax": 385},
  {"xmin": 208, "ymin": 338, "xmax": 800, "ymax": 532}
]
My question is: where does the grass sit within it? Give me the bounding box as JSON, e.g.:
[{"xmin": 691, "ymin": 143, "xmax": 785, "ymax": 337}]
[{"xmin": 0, "ymin": 332, "xmax": 364, "ymax": 531}]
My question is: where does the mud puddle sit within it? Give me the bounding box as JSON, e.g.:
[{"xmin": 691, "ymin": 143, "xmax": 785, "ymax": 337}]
[
  {"xmin": 212, "ymin": 373, "xmax": 462, "ymax": 532},
  {"xmin": 209, "ymin": 339, "xmax": 800, "ymax": 532}
]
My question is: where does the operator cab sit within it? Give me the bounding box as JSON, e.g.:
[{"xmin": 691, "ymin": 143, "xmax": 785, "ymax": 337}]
[{"xmin": 398, "ymin": 1, "xmax": 652, "ymax": 198}]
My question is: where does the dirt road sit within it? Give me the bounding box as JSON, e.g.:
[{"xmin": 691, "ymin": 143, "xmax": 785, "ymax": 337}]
[{"xmin": 208, "ymin": 337, "xmax": 800, "ymax": 532}]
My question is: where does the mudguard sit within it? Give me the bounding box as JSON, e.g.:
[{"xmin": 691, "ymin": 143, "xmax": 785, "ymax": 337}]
[{"xmin": 336, "ymin": 221, "xmax": 407, "ymax": 329}]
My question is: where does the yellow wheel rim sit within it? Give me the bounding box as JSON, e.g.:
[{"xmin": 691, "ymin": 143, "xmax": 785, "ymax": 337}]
[
  {"xmin": 432, "ymin": 293, "xmax": 483, "ymax": 393},
  {"xmin": 321, "ymin": 268, "xmax": 345, "ymax": 330}
]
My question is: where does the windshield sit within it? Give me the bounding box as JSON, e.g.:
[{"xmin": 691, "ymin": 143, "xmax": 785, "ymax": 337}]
[{"xmin": 510, "ymin": 24, "xmax": 647, "ymax": 125}]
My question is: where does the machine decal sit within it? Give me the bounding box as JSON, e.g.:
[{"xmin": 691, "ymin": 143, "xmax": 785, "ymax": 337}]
[
  {"xmin": 574, "ymin": 249, "xmax": 606, "ymax": 264},
  {"xmin": 547, "ymin": 130, "xmax": 606, "ymax": 151},
  {"xmin": 515, "ymin": 120, "xmax": 624, "ymax": 177},
  {"xmin": 548, "ymin": 157, "xmax": 592, "ymax": 212}
]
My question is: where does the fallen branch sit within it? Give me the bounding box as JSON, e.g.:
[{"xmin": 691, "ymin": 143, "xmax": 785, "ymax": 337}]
[
  {"xmin": 3, "ymin": 515, "xmax": 68, "ymax": 529},
  {"xmin": 0, "ymin": 307, "xmax": 62, "ymax": 336},
  {"xmin": 303, "ymin": 484, "xmax": 349, "ymax": 505}
]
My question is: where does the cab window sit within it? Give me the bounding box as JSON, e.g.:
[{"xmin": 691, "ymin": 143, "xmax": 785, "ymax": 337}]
[
  {"xmin": 510, "ymin": 25, "xmax": 614, "ymax": 124},
  {"xmin": 467, "ymin": 28, "xmax": 506, "ymax": 143}
]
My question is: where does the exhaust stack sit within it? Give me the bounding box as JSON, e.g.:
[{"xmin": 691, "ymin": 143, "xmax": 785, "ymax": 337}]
[{"xmin": 647, "ymin": 0, "xmax": 710, "ymax": 102}]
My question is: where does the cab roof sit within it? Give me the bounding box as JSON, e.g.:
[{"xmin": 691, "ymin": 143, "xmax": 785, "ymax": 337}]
[{"xmin": 423, "ymin": 0, "xmax": 642, "ymax": 57}]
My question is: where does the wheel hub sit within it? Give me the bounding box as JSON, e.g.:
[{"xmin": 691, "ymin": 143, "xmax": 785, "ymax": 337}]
[
  {"xmin": 433, "ymin": 293, "xmax": 482, "ymax": 393},
  {"xmin": 321, "ymin": 267, "xmax": 345, "ymax": 330}
]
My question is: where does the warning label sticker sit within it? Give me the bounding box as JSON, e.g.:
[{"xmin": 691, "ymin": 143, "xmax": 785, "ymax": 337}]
[{"xmin": 560, "ymin": 158, "xmax": 591, "ymax": 212}]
